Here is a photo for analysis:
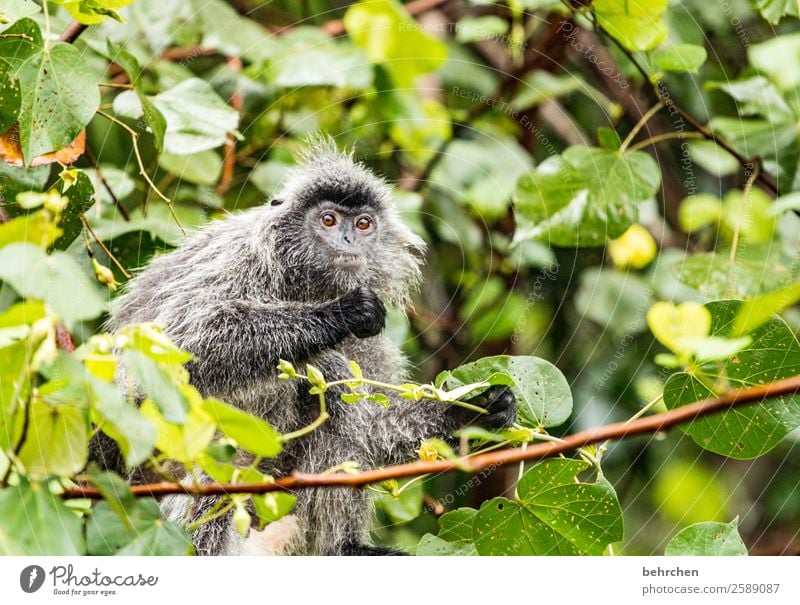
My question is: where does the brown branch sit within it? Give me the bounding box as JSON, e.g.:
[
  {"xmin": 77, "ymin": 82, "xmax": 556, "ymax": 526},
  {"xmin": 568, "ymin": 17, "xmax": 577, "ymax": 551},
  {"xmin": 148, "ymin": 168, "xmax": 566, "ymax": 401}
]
[
  {"xmin": 62, "ymin": 374, "xmax": 800, "ymax": 499},
  {"xmin": 589, "ymin": 20, "xmax": 779, "ymax": 196},
  {"xmin": 58, "ymin": 22, "xmax": 88, "ymax": 44},
  {"xmin": 216, "ymin": 57, "xmax": 244, "ymax": 196}
]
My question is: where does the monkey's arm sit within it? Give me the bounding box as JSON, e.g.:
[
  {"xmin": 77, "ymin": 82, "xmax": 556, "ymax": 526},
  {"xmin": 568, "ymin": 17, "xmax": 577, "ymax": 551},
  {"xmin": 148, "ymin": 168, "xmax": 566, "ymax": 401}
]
[{"xmin": 176, "ymin": 287, "xmax": 385, "ymax": 394}]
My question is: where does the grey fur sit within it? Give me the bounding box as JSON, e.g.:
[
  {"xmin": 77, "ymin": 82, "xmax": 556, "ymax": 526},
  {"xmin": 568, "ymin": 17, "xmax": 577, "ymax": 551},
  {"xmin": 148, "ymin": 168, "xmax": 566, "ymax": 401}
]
[{"xmin": 102, "ymin": 140, "xmax": 479, "ymax": 555}]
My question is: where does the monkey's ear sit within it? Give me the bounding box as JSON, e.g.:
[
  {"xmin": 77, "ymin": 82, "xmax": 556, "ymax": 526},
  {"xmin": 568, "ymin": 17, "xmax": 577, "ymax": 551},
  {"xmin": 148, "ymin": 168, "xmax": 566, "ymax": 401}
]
[{"xmin": 270, "ymin": 199, "xmax": 284, "ymax": 207}]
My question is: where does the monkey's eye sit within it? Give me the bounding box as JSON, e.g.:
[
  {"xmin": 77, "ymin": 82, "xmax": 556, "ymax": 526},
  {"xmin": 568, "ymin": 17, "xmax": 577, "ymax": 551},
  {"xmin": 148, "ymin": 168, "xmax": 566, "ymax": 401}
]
[
  {"xmin": 320, "ymin": 212, "xmax": 338, "ymax": 228},
  {"xmin": 355, "ymin": 216, "xmax": 372, "ymax": 231}
]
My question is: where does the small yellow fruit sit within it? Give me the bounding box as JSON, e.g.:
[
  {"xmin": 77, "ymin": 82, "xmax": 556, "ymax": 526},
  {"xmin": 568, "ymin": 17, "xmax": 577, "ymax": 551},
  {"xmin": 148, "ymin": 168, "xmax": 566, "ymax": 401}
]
[
  {"xmin": 417, "ymin": 442, "xmax": 438, "ymax": 462},
  {"xmin": 608, "ymin": 224, "xmax": 657, "ymax": 269}
]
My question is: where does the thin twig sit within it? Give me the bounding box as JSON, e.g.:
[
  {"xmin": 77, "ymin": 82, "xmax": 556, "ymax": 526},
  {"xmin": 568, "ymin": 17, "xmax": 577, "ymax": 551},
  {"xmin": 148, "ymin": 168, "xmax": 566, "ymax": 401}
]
[
  {"xmin": 618, "ymin": 102, "xmax": 663, "ymax": 152},
  {"xmin": 630, "ymin": 131, "xmax": 704, "ymax": 151},
  {"xmin": 84, "ymin": 145, "xmax": 131, "ymax": 221},
  {"xmin": 62, "ymin": 374, "xmax": 800, "ymax": 499},
  {"xmin": 590, "ymin": 17, "xmax": 779, "ymax": 195},
  {"xmin": 80, "ymin": 214, "xmax": 132, "ymax": 279},
  {"xmin": 95, "ymin": 110, "xmax": 186, "ymax": 236}
]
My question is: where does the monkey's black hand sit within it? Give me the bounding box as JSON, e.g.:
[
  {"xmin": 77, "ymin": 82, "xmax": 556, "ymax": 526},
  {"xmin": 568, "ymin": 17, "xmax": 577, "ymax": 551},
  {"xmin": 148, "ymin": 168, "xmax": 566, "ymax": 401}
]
[
  {"xmin": 332, "ymin": 287, "xmax": 386, "ymax": 339},
  {"xmin": 448, "ymin": 385, "xmax": 517, "ymax": 430}
]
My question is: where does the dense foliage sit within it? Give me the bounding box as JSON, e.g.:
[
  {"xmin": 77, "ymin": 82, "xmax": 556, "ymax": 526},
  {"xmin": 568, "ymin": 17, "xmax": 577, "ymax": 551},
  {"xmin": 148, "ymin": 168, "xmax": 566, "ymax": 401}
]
[{"xmin": 0, "ymin": 0, "xmax": 799, "ymax": 556}]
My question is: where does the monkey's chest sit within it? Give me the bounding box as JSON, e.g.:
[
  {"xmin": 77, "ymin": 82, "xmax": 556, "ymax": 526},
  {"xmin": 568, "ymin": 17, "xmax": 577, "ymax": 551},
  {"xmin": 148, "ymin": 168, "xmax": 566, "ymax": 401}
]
[{"xmin": 339, "ymin": 336, "xmax": 407, "ymax": 383}]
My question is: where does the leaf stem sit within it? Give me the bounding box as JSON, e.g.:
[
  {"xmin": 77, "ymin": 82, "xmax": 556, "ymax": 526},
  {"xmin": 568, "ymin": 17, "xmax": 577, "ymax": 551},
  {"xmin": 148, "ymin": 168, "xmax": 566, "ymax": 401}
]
[
  {"xmin": 619, "ymin": 102, "xmax": 664, "ymax": 153},
  {"xmin": 280, "ymin": 392, "xmax": 330, "ymax": 442},
  {"xmin": 630, "ymin": 131, "xmax": 703, "ymax": 151},
  {"xmin": 727, "ymin": 165, "xmax": 760, "ymax": 297},
  {"xmin": 80, "ymin": 214, "xmax": 132, "ymax": 279}
]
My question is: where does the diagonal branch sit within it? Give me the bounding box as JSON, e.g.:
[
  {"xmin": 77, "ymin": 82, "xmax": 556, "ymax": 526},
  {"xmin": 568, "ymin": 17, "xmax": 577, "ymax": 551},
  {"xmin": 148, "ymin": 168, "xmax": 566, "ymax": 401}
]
[{"xmin": 62, "ymin": 374, "xmax": 800, "ymax": 499}]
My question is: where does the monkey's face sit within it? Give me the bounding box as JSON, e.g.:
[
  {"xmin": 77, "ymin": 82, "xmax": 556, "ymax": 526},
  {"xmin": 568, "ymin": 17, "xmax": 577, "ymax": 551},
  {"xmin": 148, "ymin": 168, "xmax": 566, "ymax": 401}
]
[{"xmin": 307, "ymin": 201, "xmax": 378, "ymax": 272}]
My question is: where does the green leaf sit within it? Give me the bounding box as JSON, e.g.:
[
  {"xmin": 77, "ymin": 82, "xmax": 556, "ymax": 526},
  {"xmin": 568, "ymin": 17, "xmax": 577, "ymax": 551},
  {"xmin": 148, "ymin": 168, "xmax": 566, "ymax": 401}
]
[
  {"xmin": 417, "ymin": 508, "xmax": 479, "ymax": 556},
  {"xmin": 266, "ymin": 30, "xmax": 373, "ymax": 89},
  {"xmin": 663, "ymin": 300, "xmax": 800, "ymax": 459},
  {"xmin": 706, "ymin": 77, "xmax": 794, "ymax": 123},
  {"xmin": 439, "ymin": 507, "xmax": 477, "ymax": 542},
  {"xmin": 473, "ymin": 459, "xmax": 623, "ymax": 555},
  {"xmin": 0, "ymin": 243, "xmax": 107, "ymax": 329},
  {"xmin": 17, "ymin": 399, "xmax": 88, "ymax": 476},
  {"xmin": 749, "ymin": 33, "xmax": 800, "ymax": 91},
  {"xmin": 416, "ymin": 534, "xmax": 478, "ymax": 555},
  {"xmin": 203, "ymin": 398, "xmax": 282, "ymax": 458},
  {"xmin": 753, "ymin": 0, "xmax": 799, "ymax": 24},
  {"xmin": 51, "ymin": 0, "xmax": 134, "ymax": 25},
  {"xmin": 124, "ymin": 349, "xmax": 189, "ymax": 423},
  {"xmin": 376, "ymin": 480, "xmax": 423, "ymax": 524},
  {"xmin": 652, "ymin": 44, "xmax": 707, "ymax": 73},
  {"xmin": 52, "ymin": 170, "xmax": 95, "ymax": 250},
  {"xmin": 92, "ymin": 203, "xmax": 207, "ymax": 247},
  {"xmin": 732, "ymin": 281, "xmax": 800, "ymax": 336},
  {"xmin": 0, "ymin": 478, "xmax": 85, "ymax": 555},
  {"xmin": 151, "ymin": 78, "xmax": 240, "ymax": 155},
  {"xmin": 252, "ymin": 492, "xmax": 297, "ymax": 530},
  {"xmin": 90, "ymin": 377, "xmax": 157, "ymax": 467},
  {"xmin": 444, "ymin": 355, "xmax": 572, "ymax": 428},
  {"xmin": 105, "ymin": 41, "xmax": 167, "ymax": 151},
  {"xmin": 430, "ymin": 133, "xmax": 532, "ymax": 220},
  {"xmin": 139, "ymin": 394, "xmax": 216, "ymax": 464},
  {"xmin": 88, "ymin": 498, "xmax": 192, "ymax": 555},
  {"xmin": 0, "ymin": 58, "xmax": 21, "ymax": 133},
  {"xmin": 674, "ymin": 246, "xmax": 799, "ymax": 298},
  {"xmin": 0, "ymin": 163, "xmax": 49, "ymax": 209},
  {"xmin": 456, "ymin": 16, "xmax": 509, "ymax": 43},
  {"xmin": 87, "ymin": 464, "xmax": 135, "ymax": 523},
  {"xmin": 665, "ymin": 518, "xmax": 748, "ymax": 556},
  {"xmin": 344, "ymin": 0, "xmax": 447, "ymax": 87},
  {"xmin": 0, "ymin": 210, "xmax": 62, "ymax": 249},
  {"xmin": 594, "ymin": 0, "xmax": 668, "ymax": 52},
  {"xmin": 0, "ymin": 18, "xmax": 100, "ymax": 163},
  {"xmin": 159, "ymin": 150, "xmax": 222, "ymax": 186},
  {"xmin": 678, "ymin": 194, "xmax": 722, "ymax": 233},
  {"xmin": 513, "ymin": 146, "xmax": 660, "ymax": 247}
]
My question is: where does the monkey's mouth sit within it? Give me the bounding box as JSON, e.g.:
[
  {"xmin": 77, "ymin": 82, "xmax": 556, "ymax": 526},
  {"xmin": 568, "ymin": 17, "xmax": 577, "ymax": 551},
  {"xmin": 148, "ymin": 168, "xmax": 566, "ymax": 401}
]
[{"xmin": 333, "ymin": 254, "xmax": 367, "ymax": 270}]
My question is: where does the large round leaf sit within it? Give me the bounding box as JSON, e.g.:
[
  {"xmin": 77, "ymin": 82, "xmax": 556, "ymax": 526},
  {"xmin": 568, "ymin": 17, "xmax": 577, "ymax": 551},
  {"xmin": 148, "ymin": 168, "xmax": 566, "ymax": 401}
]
[
  {"xmin": 473, "ymin": 459, "xmax": 623, "ymax": 555},
  {"xmin": 663, "ymin": 300, "xmax": 800, "ymax": 459}
]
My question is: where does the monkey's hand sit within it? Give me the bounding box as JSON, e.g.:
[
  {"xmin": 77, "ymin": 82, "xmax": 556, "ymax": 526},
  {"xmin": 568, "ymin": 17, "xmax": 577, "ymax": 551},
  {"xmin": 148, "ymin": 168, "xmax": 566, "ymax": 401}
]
[
  {"xmin": 331, "ymin": 286, "xmax": 386, "ymax": 339},
  {"xmin": 448, "ymin": 385, "xmax": 517, "ymax": 430}
]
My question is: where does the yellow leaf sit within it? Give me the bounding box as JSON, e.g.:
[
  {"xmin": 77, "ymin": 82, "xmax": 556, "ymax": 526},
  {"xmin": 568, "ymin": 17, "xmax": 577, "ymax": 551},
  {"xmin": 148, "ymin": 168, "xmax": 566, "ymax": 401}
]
[
  {"xmin": 607, "ymin": 224, "xmax": 657, "ymax": 269},
  {"xmin": 647, "ymin": 301, "xmax": 711, "ymax": 354}
]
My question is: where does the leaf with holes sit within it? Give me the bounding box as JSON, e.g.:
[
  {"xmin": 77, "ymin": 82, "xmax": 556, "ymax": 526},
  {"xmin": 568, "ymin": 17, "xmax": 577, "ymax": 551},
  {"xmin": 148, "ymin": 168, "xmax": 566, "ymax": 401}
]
[
  {"xmin": 473, "ymin": 459, "xmax": 623, "ymax": 555},
  {"xmin": 665, "ymin": 518, "xmax": 748, "ymax": 556},
  {"xmin": 663, "ymin": 300, "xmax": 800, "ymax": 459},
  {"xmin": 0, "ymin": 18, "xmax": 99, "ymax": 164},
  {"xmin": 417, "ymin": 508, "xmax": 479, "ymax": 556},
  {"xmin": 441, "ymin": 355, "xmax": 572, "ymax": 428}
]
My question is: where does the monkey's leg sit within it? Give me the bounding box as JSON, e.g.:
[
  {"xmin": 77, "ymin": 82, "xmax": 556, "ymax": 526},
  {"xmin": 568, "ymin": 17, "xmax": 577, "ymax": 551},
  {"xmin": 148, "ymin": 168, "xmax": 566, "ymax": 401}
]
[{"xmin": 293, "ymin": 484, "xmax": 402, "ymax": 556}]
